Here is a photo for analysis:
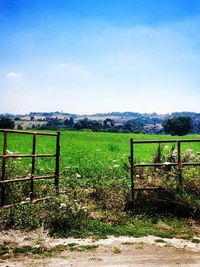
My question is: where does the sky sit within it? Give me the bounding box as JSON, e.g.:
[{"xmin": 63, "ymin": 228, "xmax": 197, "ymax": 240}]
[{"xmin": 0, "ymin": 0, "xmax": 200, "ymax": 115}]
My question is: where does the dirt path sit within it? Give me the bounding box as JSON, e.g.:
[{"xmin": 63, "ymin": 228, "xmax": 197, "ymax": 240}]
[
  {"xmin": 0, "ymin": 230, "xmax": 200, "ymax": 266},
  {"xmin": 1, "ymin": 243, "xmax": 200, "ymax": 267}
]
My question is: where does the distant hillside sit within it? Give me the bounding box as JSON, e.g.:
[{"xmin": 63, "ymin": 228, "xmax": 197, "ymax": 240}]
[{"xmin": 1, "ymin": 111, "xmax": 200, "ymax": 133}]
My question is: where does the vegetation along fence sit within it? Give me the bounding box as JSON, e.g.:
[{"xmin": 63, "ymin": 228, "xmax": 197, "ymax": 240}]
[
  {"xmin": 0, "ymin": 129, "xmax": 60, "ymax": 207},
  {"xmin": 130, "ymin": 138, "xmax": 200, "ymax": 203}
]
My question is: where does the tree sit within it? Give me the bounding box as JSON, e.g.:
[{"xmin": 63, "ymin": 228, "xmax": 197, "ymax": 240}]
[
  {"xmin": 17, "ymin": 124, "xmax": 23, "ymax": 130},
  {"xmin": 73, "ymin": 121, "xmax": 82, "ymax": 130},
  {"xmin": 14, "ymin": 117, "xmax": 21, "ymax": 121},
  {"xmin": 64, "ymin": 117, "xmax": 74, "ymax": 128},
  {"xmin": 0, "ymin": 117, "xmax": 15, "ymax": 129},
  {"xmin": 163, "ymin": 116, "xmax": 192, "ymax": 136},
  {"xmin": 123, "ymin": 120, "xmax": 143, "ymax": 133},
  {"xmin": 103, "ymin": 118, "xmax": 115, "ymax": 128}
]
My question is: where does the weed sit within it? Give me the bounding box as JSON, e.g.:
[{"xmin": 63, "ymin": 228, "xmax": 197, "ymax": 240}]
[
  {"xmin": 154, "ymin": 239, "xmax": 167, "ymax": 243},
  {"xmin": 77, "ymin": 245, "xmax": 99, "ymax": 251},
  {"xmin": 0, "ymin": 245, "xmax": 9, "ymax": 257},
  {"xmin": 191, "ymin": 238, "xmax": 200, "ymax": 244},
  {"xmin": 67, "ymin": 243, "xmax": 98, "ymax": 252},
  {"xmin": 51, "ymin": 244, "xmax": 68, "ymax": 252},
  {"xmin": 122, "ymin": 242, "xmax": 135, "ymax": 245},
  {"xmin": 113, "ymin": 247, "xmax": 121, "ymax": 254},
  {"xmin": 13, "ymin": 245, "xmax": 44, "ymax": 255},
  {"xmin": 44, "ymin": 196, "xmax": 88, "ymax": 236}
]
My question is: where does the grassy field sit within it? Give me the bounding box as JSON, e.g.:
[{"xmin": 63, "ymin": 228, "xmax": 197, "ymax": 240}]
[
  {"xmin": 0, "ymin": 130, "xmax": 200, "ymax": 238},
  {"xmin": 1, "ymin": 130, "xmax": 200, "ymax": 177},
  {"xmin": 0, "ymin": 131, "xmax": 200, "ymax": 165},
  {"xmin": 0, "ymin": 130, "xmax": 199, "ymax": 200}
]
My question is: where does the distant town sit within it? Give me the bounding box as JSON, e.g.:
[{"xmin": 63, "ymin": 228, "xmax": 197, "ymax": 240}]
[{"xmin": 0, "ymin": 111, "xmax": 199, "ymax": 134}]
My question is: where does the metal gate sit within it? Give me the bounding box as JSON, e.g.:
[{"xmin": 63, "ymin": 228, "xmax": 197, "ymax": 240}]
[
  {"xmin": 130, "ymin": 138, "xmax": 200, "ymax": 203},
  {"xmin": 0, "ymin": 129, "xmax": 60, "ymax": 207}
]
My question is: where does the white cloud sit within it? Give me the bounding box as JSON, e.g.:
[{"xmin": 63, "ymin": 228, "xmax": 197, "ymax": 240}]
[{"xmin": 6, "ymin": 72, "xmax": 23, "ymax": 79}]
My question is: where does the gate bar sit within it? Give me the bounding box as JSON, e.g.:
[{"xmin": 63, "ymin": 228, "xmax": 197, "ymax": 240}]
[
  {"xmin": 55, "ymin": 131, "xmax": 60, "ymax": 195},
  {"xmin": 0, "ymin": 129, "xmax": 57, "ymax": 136},
  {"xmin": 130, "ymin": 138, "xmax": 134, "ymax": 204},
  {"xmin": 1, "ymin": 132, "xmax": 8, "ymax": 206},
  {"xmin": 30, "ymin": 134, "xmax": 36, "ymax": 200},
  {"xmin": 131, "ymin": 139, "xmax": 200, "ymax": 144},
  {"xmin": 177, "ymin": 141, "xmax": 182, "ymax": 186}
]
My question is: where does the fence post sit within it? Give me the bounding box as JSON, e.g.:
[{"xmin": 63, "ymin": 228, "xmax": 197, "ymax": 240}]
[
  {"xmin": 55, "ymin": 131, "xmax": 60, "ymax": 195},
  {"xmin": 1, "ymin": 132, "xmax": 8, "ymax": 207},
  {"xmin": 177, "ymin": 141, "xmax": 183, "ymax": 187},
  {"xmin": 30, "ymin": 133, "xmax": 36, "ymax": 200},
  {"xmin": 130, "ymin": 138, "xmax": 134, "ymax": 204}
]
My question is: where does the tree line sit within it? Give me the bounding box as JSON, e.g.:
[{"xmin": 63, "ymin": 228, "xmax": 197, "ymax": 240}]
[
  {"xmin": 39, "ymin": 117, "xmax": 144, "ymax": 133},
  {"xmin": 0, "ymin": 116, "xmax": 196, "ymax": 136}
]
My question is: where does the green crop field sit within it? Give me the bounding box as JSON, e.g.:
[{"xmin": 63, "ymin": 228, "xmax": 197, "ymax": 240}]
[
  {"xmin": 0, "ymin": 131, "xmax": 200, "ymax": 181},
  {"xmin": 0, "ymin": 130, "xmax": 199, "ymax": 200}
]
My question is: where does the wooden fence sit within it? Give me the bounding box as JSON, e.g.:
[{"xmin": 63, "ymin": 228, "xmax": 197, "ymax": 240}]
[
  {"xmin": 0, "ymin": 129, "xmax": 60, "ymax": 207},
  {"xmin": 130, "ymin": 138, "xmax": 200, "ymax": 203}
]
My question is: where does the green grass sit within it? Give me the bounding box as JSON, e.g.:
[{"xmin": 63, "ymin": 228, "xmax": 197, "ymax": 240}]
[
  {"xmin": 0, "ymin": 130, "xmax": 199, "ymax": 178},
  {"xmin": 0, "ymin": 130, "xmax": 199, "ymax": 205},
  {"xmin": 67, "ymin": 243, "xmax": 98, "ymax": 252},
  {"xmin": 59, "ymin": 215, "xmax": 194, "ymax": 239},
  {"xmin": 0, "ymin": 243, "xmax": 99, "ymax": 259},
  {"xmin": 0, "ymin": 130, "xmax": 200, "ymax": 238}
]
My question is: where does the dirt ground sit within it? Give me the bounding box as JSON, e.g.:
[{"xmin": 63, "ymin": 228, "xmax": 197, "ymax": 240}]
[{"xmin": 0, "ymin": 229, "xmax": 200, "ymax": 267}]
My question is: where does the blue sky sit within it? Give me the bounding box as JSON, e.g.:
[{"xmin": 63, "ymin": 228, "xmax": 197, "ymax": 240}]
[{"xmin": 0, "ymin": 0, "xmax": 200, "ymax": 114}]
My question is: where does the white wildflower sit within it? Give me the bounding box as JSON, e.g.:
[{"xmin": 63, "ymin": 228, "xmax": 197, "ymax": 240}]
[
  {"xmin": 164, "ymin": 162, "xmax": 171, "ymax": 165},
  {"xmin": 59, "ymin": 203, "xmax": 67, "ymax": 208},
  {"xmin": 113, "ymin": 164, "xmax": 119, "ymax": 168},
  {"xmin": 75, "ymin": 173, "xmax": 81, "ymax": 178},
  {"xmin": 6, "ymin": 150, "xmax": 14, "ymax": 155}
]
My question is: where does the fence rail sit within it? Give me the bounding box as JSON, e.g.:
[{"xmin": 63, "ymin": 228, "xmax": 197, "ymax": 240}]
[
  {"xmin": 0, "ymin": 129, "xmax": 60, "ymax": 207},
  {"xmin": 130, "ymin": 138, "xmax": 200, "ymax": 203}
]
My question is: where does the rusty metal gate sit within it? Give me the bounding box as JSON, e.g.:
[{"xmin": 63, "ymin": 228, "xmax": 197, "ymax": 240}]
[
  {"xmin": 130, "ymin": 138, "xmax": 200, "ymax": 203},
  {"xmin": 0, "ymin": 129, "xmax": 60, "ymax": 207}
]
